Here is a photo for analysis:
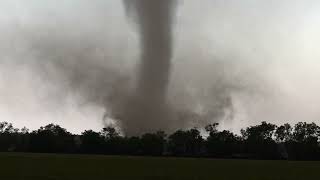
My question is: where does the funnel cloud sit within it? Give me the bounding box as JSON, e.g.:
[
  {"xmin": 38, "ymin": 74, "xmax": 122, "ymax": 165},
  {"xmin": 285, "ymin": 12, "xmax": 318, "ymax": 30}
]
[{"xmin": 119, "ymin": 0, "xmax": 176, "ymax": 134}]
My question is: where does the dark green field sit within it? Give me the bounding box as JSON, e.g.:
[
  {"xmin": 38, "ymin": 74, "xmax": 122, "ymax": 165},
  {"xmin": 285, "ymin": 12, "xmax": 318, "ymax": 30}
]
[{"xmin": 1, "ymin": 153, "xmax": 319, "ymax": 180}]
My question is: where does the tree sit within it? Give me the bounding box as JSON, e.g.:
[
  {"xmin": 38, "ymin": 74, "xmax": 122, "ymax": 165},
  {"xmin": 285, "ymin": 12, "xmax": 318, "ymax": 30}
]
[
  {"xmin": 241, "ymin": 121, "xmax": 278, "ymax": 159},
  {"xmin": 168, "ymin": 128, "xmax": 203, "ymax": 156},
  {"xmin": 275, "ymin": 123, "xmax": 292, "ymax": 142},
  {"xmin": 206, "ymin": 127, "xmax": 241, "ymax": 157},
  {"xmin": 124, "ymin": 136, "xmax": 142, "ymax": 155},
  {"xmin": 0, "ymin": 120, "xmax": 320, "ymax": 160},
  {"xmin": 0, "ymin": 122, "xmax": 18, "ymax": 133},
  {"xmin": 29, "ymin": 124, "xmax": 75, "ymax": 153},
  {"xmin": 287, "ymin": 122, "xmax": 320, "ymax": 160},
  {"xmin": 80, "ymin": 130, "xmax": 104, "ymax": 154},
  {"xmin": 100, "ymin": 127, "xmax": 120, "ymax": 140},
  {"xmin": 15, "ymin": 127, "xmax": 30, "ymax": 152},
  {"xmin": 242, "ymin": 121, "xmax": 276, "ymax": 141},
  {"xmin": 0, "ymin": 122, "xmax": 19, "ymax": 151},
  {"xmin": 292, "ymin": 122, "xmax": 319, "ymax": 143},
  {"xmin": 140, "ymin": 131, "xmax": 166, "ymax": 156},
  {"xmin": 205, "ymin": 123, "xmax": 219, "ymax": 135}
]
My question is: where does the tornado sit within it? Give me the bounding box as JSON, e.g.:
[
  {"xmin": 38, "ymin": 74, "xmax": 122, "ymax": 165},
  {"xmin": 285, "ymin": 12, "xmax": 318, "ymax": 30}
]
[{"xmin": 122, "ymin": 0, "xmax": 177, "ymax": 135}]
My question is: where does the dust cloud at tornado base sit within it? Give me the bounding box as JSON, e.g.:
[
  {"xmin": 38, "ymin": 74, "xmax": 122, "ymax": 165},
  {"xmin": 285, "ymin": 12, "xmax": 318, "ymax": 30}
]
[{"xmin": 1, "ymin": 1, "xmax": 320, "ymax": 134}]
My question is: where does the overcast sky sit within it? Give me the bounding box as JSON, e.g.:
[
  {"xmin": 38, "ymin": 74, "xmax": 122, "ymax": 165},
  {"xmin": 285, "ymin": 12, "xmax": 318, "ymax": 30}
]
[{"xmin": 1, "ymin": 0, "xmax": 320, "ymax": 133}]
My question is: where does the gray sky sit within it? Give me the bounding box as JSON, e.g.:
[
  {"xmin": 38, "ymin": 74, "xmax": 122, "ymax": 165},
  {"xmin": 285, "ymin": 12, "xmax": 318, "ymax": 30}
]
[{"xmin": 1, "ymin": 0, "xmax": 320, "ymax": 133}]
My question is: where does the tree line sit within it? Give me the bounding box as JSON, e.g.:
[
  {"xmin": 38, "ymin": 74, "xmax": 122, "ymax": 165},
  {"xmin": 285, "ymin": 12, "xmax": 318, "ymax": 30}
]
[{"xmin": 0, "ymin": 121, "xmax": 320, "ymax": 160}]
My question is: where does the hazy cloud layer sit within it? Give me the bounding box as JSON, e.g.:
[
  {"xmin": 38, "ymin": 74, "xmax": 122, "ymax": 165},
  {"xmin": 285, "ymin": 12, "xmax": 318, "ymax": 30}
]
[{"xmin": 1, "ymin": 0, "xmax": 320, "ymax": 133}]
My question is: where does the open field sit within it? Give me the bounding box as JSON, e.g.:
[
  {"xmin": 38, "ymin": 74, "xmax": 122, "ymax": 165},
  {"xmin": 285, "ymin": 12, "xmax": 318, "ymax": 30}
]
[{"xmin": 1, "ymin": 153, "xmax": 319, "ymax": 180}]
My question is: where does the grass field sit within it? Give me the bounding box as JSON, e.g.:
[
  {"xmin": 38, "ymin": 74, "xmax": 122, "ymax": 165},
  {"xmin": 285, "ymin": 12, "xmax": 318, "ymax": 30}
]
[{"xmin": 1, "ymin": 153, "xmax": 319, "ymax": 180}]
